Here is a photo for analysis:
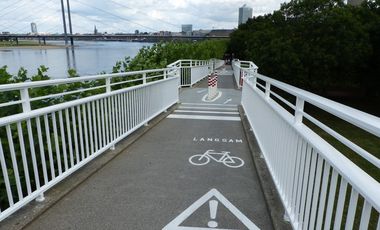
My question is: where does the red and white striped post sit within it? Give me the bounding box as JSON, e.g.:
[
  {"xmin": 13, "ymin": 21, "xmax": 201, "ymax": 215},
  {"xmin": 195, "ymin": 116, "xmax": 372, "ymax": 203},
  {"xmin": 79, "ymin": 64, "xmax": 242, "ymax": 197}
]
[{"xmin": 208, "ymin": 72, "xmax": 218, "ymax": 100}]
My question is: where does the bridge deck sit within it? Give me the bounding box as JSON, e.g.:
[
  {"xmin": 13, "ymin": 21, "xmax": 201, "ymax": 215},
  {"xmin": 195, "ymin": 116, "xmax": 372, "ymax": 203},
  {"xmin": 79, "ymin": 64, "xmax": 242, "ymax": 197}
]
[{"xmin": 20, "ymin": 66, "xmax": 274, "ymax": 229}]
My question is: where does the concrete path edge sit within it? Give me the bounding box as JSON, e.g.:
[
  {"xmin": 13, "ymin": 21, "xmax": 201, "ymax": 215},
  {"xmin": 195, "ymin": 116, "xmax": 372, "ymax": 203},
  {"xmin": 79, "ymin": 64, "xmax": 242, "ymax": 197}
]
[
  {"xmin": 239, "ymin": 106, "xmax": 293, "ymax": 230},
  {"xmin": 0, "ymin": 104, "xmax": 179, "ymax": 230}
]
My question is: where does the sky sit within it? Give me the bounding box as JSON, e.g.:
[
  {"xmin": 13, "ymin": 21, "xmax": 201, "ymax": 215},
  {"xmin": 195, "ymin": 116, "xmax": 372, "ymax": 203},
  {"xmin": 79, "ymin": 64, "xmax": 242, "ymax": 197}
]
[{"xmin": 0, "ymin": 0, "xmax": 289, "ymax": 34}]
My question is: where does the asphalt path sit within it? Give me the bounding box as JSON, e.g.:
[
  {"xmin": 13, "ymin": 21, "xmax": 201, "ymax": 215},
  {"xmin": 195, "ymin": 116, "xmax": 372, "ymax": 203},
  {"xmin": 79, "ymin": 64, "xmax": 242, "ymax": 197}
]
[{"xmin": 25, "ymin": 66, "xmax": 274, "ymax": 230}]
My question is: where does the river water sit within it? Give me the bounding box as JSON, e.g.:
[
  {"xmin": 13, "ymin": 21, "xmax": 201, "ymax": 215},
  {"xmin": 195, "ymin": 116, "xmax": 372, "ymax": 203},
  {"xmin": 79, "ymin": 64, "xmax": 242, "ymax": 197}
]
[{"xmin": 0, "ymin": 41, "xmax": 153, "ymax": 79}]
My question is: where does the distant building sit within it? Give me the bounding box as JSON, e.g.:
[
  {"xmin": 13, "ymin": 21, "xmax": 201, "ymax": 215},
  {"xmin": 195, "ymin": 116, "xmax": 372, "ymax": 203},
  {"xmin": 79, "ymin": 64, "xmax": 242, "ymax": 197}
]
[
  {"xmin": 238, "ymin": 4, "xmax": 253, "ymax": 25},
  {"xmin": 94, "ymin": 25, "xmax": 98, "ymax": 35},
  {"xmin": 347, "ymin": 0, "xmax": 364, "ymax": 6},
  {"xmin": 181, "ymin": 24, "xmax": 193, "ymax": 36},
  {"xmin": 31, "ymin": 22, "xmax": 38, "ymax": 34}
]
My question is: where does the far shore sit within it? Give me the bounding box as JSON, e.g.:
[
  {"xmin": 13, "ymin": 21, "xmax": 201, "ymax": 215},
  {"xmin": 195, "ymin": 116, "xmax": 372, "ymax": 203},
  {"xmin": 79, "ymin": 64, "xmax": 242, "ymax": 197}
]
[
  {"xmin": 0, "ymin": 40, "xmax": 68, "ymax": 49},
  {"xmin": 0, "ymin": 45, "xmax": 68, "ymax": 50}
]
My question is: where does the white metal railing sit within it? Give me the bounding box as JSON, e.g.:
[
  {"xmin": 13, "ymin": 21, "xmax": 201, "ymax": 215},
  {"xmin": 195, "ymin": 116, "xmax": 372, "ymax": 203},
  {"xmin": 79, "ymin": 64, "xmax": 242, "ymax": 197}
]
[
  {"xmin": 232, "ymin": 59, "xmax": 258, "ymax": 88},
  {"xmin": 0, "ymin": 67, "xmax": 180, "ymax": 221},
  {"xmin": 239, "ymin": 60, "xmax": 380, "ymax": 229},
  {"xmin": 167, "ymin": 59, "xmax": 213, "ymax": 87}
]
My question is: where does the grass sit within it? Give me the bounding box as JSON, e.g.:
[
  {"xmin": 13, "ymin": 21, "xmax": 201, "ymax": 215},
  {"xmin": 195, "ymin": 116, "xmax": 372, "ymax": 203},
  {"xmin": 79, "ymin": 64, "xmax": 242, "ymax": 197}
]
[
  {"xmin": 0, "ymin": 40, "xmax": 46, "ymax": 47},
  {"xmin": 304, "ymin": 103, "xmax": 380, "ymax": 182}
]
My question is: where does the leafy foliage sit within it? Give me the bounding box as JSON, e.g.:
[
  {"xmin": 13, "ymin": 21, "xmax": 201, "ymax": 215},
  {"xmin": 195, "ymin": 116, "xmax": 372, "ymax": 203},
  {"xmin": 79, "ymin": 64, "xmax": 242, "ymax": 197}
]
[{"xmin": 229, "ymin": 0, "xmax": 380, "ymax": 98}]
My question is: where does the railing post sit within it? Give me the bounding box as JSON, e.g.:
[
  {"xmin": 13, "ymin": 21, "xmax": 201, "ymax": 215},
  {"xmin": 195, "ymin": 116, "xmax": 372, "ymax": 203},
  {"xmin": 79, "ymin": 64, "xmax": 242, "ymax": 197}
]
[
  {"xmin": 294, "ymin": 97, "xmax": 305, "ymax": 124},
  {"xmin": 164, "ymin": 70, "xmax": 167, "ymax": 79},
  {"xmin": 106, "ymin": 77, "xmax": 111, "ymax": 93},
  {"xmin": 143, "ymin": 73, "xmax": 147, "ymax": 84},
  {"xmin": 20, "ymin": 88, "xmax": 31, "ymax": 112},
  {"xmin": 265, "ymin": 82, "xmax": 271, "ymax": 99}
]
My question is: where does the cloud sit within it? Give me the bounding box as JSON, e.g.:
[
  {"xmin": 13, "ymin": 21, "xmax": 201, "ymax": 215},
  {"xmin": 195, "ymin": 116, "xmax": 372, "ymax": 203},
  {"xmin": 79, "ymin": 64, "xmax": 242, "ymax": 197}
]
[{"xmin": 0, "ymin": 0, "xmax": 289, "ymax": 34}]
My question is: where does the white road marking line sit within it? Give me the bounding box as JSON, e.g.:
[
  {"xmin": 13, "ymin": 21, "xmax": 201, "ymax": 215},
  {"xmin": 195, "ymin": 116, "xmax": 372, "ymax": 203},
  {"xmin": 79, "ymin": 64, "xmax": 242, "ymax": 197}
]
[
  {"xmin": 167, "ymin": 114, "xmax": 241, "ymax": 121},
  {"xmin": 179, "ymin": 106, "xmax": 238, "ymax": 111},
  {"xmin": 181, "ymin": 103, "xmax": 237, "ymax": 107},
  {"xmin": 174, "ymin": 110, "xmax": 239, "ymax": 115},
  {"xmin": 223, "ymin": 99, "xmax": 232, "ymax": 104},
  {"xmin": 162, "ymin": 188, "xmax": 260, "ymax": 230}
]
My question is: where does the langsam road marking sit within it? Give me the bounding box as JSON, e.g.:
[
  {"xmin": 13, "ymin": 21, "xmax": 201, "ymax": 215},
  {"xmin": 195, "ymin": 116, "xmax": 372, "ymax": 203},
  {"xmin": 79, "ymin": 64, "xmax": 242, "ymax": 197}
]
[{"xmin": 162, "ymin": 188, "xmax": 260, "ymax": 230}]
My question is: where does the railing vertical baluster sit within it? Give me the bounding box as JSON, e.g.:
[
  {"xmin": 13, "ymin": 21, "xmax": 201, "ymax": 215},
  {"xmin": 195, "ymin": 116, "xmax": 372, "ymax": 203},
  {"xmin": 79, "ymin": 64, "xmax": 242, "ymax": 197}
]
[
  {"xmin": 324, "ymin": 170, "xmax": 339, "ymax": 229},
  {"xmin": 106, "ymin": 77, "xmax": 111, "ymax": 93},
  {"xmin": 333, "ymin": 179, "xmax": 348, "ymax": 230},
  {"xmin": 71, "ymin": 107, "xmax": 80, "ymax": 164},
  {"xmin": 295, "ymin": 98, "xmax": 305, "ymax": 124},
  {"xmin": 0, "ymin": 139, "xmax": 14, "ymax": 206},
  {"xmin": 345, "ymin": 189, "xmax": 358, "ymax": 229},
  {"xmin": 17, "ymin": 122, "xmax": 32, "ymax": 195},
  {"xmin": 20, "ymin": 88, "xmax": 31, "ymax": 112},
  {"xmin": 6, "ymin": 125, "xmax": 23, "ymax": 200},
  {"xmin": 104, "ymin": 98, "xmax": 110, "ymax": 145},
  {"xmin": 359, "ymin": 201, "xmax": 372, "ymax": 229},
  {"xmin": 65, "ymin": 109, "xmax": 74, "ymax": 168},
  {"xmin": 143, "ymin": 73, "xmax": 147, "ymax": 84},
  {"xmin": 36, "ymin": 117, "xmax": 48, "ymax": 185},
  {"xmin": 265, "ymin": 82, "xmax": 271, "ymax": 99},
  {"xmin": 52, "ymin": 113, "xmax": 62, "ymax": 175},
  {"xmin": 96, "ymin": 100, "xmax": 102, "ymax": 150},
  {"xmin": 26, "ymin": 118, "xmax": 42, "ymax": 200},
  {"xmin": 82, "ymin": 104, "xmax": 90, "ymax": 157},
  {"xmin": 87, "ymin": 103, "xmax": 94, "ymax": 155},
  {"xmin": 58, "ymin": 111, "xmax": 68, "ymax": 172},
  {"xmin": 308, "ymin": 155, "xmax": 324, "ymax": 229},
  {"xmin": 92, "ymin": 101, "xmax": 98, "ymax": 152},
  {"xmin": 77, "ymin": 106, "xmax": 85, "ymax": 161},
  {"xmin": 315, "ymin": 163, "xmax": 331, "ymax": 230},
  {"xmin": 44, "ymin": 115, "xmax": 55, "ymax": 179},
  {"xmin": 100, "ymin": 99, "xmax": 106, "ymax": 147}
]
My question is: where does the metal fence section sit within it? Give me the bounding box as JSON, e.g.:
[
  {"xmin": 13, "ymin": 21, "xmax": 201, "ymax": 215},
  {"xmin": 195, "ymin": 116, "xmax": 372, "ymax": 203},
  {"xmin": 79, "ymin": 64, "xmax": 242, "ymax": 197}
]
[
  {"xmin": 0, "ymin": 69, "xmax": 179, "ymax": 221},
  {"xmin": 240, "ymin": 60, "xmax": 380, "ymax": 229},
  {"xmin": 167, "ymin": 60, "xmax": 213, "ymax": 87},
  {"xmin": 232, "ymin": 60, "xmax": 258, "ymax": 88}
]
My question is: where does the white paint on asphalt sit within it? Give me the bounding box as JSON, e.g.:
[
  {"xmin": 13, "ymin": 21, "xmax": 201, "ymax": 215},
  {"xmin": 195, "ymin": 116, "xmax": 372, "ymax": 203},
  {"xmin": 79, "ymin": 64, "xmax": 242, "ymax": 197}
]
[
  {"xmin": 179, "ymin": 106, "xmax": 238, "ymax": 111},
  {"xmin": 162, "ymin": 188, "xmax": 260, "ymax": 230},
  {"xmin": 175, "ymin": 110, "xmax": 239, "ymax": 115},
  {"xmin": 223, "ymin": 99, "xmax": 232, "ymax": 104},
  {"xmin": 167, "ymin": 114, "xmax": 241, "ymax": 121},
  {"xmin": 189, "ymin": 150, "xmax": 244, "ymax": 168},
  {"xmin": 202, "ymin": 91, "xmax": 222, "ymax": 102},
  {"xmin": 192, "ymin": 137, "xmax": 243, "ymax": 144},
  {"xmin": 181, "ymin": 103, "xmax": 237, "ymax": 107}
]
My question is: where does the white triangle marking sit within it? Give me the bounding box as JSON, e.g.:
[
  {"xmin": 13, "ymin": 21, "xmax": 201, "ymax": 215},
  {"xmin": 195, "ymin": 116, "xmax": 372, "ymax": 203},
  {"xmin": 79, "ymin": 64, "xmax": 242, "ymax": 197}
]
[{"xmin": 162, "ymin": 188, "xmax": 260, "ymax": 230}]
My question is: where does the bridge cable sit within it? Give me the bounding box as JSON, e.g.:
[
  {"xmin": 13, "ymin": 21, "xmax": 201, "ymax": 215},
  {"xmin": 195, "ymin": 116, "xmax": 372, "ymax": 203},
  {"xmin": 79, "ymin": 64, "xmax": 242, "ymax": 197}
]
[
  {"xmin": 72, "ymin": 0, "xmax": 159, "ymax": 32},
  {"xmin": 108, "ymin": 0, "xmax": 180, "ymax": 30}
]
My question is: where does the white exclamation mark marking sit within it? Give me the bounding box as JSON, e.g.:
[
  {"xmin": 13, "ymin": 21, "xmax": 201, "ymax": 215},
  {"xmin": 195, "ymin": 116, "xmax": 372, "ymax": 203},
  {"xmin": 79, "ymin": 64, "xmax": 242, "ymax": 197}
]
[{"xmin": 208, "ymin": 199, "xmax": 218, "ymax": 228}]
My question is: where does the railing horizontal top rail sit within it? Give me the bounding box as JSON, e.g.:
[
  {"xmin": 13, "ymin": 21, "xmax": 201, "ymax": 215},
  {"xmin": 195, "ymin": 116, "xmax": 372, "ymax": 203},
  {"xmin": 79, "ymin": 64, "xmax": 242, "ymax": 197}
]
[
  {"xmin": 248, "ymin": 71, "xmax": 380, "ymax": 138},
  {"xmin": 0, "ymin": 77, "xmax": 176, "ymax": 127},
  {"xmin": 0, "ymin": 68, "xmax": 172, "ymax": 92}
]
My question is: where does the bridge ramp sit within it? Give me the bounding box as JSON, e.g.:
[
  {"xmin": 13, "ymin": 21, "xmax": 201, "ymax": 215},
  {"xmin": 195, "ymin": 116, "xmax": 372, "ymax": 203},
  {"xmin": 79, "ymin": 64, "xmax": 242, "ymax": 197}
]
[{"xmin": 23, "ymin": 67, "xmax": 274, "ymax": 230}]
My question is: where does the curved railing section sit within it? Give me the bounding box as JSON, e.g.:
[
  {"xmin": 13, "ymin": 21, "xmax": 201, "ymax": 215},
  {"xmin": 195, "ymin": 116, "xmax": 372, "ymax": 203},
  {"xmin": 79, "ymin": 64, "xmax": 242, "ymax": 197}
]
[
  {"xmin": 239, "ymin": 60, "xmax": 380, "ymax": 230},
  {"xmin": 232, "ymin": 59, "xmax": 258, "ymax": 88},
  {"xmin": 167, "ymin": 59, "xmax": 216, "ymax": 87}
]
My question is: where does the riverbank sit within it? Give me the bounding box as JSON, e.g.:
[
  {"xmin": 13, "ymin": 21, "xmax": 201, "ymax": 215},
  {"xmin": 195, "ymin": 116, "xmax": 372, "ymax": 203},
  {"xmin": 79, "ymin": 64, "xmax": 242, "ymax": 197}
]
[{"xmin": 0, "ymin": 40, "xmax": 66, "ymax": 49}]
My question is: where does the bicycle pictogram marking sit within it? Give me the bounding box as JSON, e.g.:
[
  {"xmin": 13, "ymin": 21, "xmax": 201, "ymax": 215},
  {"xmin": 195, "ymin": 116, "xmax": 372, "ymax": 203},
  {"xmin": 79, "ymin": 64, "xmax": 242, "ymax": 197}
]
[{"xmin": 188, "ymin": 150, "xmax": 244, "ymax": 168}]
